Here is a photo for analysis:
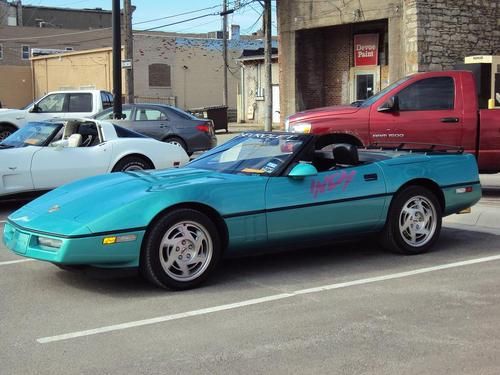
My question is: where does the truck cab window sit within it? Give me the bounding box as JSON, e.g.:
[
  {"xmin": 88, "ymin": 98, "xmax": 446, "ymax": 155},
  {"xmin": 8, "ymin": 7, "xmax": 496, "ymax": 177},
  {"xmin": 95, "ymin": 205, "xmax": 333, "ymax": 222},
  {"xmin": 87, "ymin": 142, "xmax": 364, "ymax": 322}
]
[
  {"xmin": 398, "ymin": 77, "xmax": 454, "ymax": 111},
  {"xmin": 37, "ymin": 93, "xmax": 66, "ymax": 113},
  {"xmin": 68, "ymin": 93, "xmax": 92, "ymax": 112}
]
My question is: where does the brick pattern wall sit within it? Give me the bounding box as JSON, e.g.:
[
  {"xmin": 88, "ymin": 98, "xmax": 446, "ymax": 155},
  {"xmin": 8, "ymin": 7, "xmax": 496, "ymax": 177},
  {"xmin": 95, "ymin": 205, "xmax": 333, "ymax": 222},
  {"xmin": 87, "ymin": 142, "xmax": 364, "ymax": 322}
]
[
  {"xmin": 296, "ymin": 25, "xmax": 352, "ymax": 110},
  {"xmin": 406, "ymin": 0, "xmax": 499, "ymax": 72},
  {"xmin": 323, "ymin": 25, "xmax": 352, "ymax": 106},
  {"xmin": 296, "ymin": 28, "xmax": 325, "ymax": 110}
]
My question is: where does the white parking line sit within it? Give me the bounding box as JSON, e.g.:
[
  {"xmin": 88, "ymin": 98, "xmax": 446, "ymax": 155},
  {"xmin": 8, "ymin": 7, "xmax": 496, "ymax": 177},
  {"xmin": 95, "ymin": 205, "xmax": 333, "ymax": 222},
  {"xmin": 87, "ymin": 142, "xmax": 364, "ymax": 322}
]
[
  {"xmin": 0, "ymin": 220, "xmax": 6, "ymax": 223},
  {"xmin": 37, "ymin": 253, "xmax": 500, "ymax": 344},
  {"xmin": 0, "ymin": 259, "xmax": 34, "ymax": 266}
]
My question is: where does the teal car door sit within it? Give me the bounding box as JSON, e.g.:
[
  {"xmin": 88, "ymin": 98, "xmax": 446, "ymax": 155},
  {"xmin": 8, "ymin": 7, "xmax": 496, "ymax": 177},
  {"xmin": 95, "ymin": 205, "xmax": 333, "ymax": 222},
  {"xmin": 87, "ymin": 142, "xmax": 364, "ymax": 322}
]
[{"xmin": 265, "ymin": 163, "xmax": 388, "ymax": 243}]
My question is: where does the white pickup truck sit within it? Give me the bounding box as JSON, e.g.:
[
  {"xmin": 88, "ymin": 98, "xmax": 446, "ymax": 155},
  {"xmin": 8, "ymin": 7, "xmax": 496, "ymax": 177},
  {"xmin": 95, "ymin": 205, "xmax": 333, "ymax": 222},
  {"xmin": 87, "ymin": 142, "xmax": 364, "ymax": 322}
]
[{"xmin": 0, "ymin": 90, "xmax": 114, "ymax": 140}]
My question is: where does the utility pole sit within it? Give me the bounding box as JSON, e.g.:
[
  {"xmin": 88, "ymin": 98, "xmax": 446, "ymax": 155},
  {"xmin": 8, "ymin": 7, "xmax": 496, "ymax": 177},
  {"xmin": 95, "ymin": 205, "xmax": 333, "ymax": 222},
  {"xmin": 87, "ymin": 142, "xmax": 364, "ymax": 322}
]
[
  {"xmin": 112, "ymin": 0, "xmax": 122, "ymax": 119},
  {"xmin": 222, "ymin": 0, "xmax": 228, "ymax": 107},
  {"xmin": 124, "ymin": 0, "xmax": 134, "ymax": 104},
  {"xmin": 263, "ymin": 0, "xmax": 272, "ymax": 131}
]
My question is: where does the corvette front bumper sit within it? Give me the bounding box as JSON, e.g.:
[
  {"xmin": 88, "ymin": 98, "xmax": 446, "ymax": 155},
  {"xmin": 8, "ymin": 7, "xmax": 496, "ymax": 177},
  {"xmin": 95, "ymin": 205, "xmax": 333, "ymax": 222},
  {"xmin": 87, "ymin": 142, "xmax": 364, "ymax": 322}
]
[{"xmin": 3, "ymin": 221, "xmax": 144, "ymax": 268}]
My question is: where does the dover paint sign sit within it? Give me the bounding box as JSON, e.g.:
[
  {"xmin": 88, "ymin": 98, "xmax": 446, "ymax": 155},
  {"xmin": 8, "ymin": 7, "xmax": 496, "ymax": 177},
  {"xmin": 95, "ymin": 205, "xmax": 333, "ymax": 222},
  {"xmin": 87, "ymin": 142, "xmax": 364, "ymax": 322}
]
[{"xmin": 354, "ymin": 34, "xmax": 379, "ymax": 66}]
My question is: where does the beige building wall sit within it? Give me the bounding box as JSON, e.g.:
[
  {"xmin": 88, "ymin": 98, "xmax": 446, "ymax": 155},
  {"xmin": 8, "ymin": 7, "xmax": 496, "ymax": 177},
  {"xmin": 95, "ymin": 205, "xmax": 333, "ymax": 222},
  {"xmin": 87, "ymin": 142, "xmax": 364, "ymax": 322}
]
[
  {"xmin": 0, "ymin": 65, "xmax": 32, "ymax": 108},
  {"xmin": 133, "ymin": 34, "xmax": 243, "ymax": 111},
  {"xmin": 31, "ymin": 47, "xmax": 124, "ymax": 99}
]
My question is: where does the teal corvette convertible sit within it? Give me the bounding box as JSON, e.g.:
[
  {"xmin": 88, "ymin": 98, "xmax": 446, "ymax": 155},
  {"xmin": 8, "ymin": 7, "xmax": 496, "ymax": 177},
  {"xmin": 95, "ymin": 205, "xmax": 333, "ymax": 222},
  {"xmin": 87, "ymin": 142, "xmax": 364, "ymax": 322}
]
[{"xmin": 3, "ymin": 132, "xmax": 481, "ymax": 290}]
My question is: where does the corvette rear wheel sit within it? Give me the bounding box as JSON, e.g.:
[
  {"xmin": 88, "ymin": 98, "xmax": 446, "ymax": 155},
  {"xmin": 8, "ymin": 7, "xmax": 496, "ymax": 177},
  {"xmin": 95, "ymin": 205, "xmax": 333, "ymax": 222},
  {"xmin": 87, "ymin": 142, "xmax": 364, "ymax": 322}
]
[
  {"xmin": 140, "ymin": 209, "xmax": 221, "ymax": 290},
  {"xmin": 380, "ymin": 186, "xmax": 442, "ymax": 255},
  {"xmin": 112, "ymin": 156, "xmax": 153, "ymax": 172}
]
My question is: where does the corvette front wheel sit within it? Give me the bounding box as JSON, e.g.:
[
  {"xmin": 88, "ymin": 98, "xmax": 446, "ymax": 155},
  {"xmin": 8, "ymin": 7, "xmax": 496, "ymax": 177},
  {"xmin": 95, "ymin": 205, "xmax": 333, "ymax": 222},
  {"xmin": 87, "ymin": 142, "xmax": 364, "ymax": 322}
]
[
  {"xmin": 380, "ymin": 186, "xmax": 442, "ymax": 255},
  {"xmin": 140, "ymin": 209, "xmax": 221, "ymax": 290}
]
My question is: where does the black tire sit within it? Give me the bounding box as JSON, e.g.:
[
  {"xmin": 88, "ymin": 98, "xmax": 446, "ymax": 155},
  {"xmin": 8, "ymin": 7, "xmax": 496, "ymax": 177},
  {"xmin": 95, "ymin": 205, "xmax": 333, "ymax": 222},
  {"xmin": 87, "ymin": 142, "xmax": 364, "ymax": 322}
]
[
  {"xmin": 164, "ymin": 136, "xmax": 187, "ymax": 152},
  {"xmin": 379, "ymin": 186, "xmax": 442, "ymax": 255},
  {"xmin": 140, "ymin": 209, "xmax": 221, "ymax": 290},
  {"xmin": 0, "ymin": 123, "xmax": 16, "ymax": 142},
  {"xmin": 112, "ymin": 156, "xmax": 154, "ymax": 172}
]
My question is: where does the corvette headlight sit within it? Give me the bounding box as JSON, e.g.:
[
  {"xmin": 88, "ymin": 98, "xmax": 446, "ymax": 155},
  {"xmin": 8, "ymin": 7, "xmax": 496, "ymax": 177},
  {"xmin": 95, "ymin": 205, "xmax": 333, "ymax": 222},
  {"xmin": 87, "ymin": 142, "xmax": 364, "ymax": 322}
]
[
  {"xmin": 290, "ymin": 122, "xmax": 312, "ymax": 133},
  {"xmin": 37, "ymin": 236, "xmax": 62, "ymax": 249}
]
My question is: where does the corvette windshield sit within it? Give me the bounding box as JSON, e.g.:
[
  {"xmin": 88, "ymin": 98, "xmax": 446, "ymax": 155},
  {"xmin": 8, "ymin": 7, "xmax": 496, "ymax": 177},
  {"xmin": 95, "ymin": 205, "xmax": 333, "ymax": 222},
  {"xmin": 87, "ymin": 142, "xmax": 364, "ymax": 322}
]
[
  {"xmin": 0, "ymin": 122, "xmax": 62, "ymax": 148},
  {"xmin": 188, "ymin": 132, "xmax": 306, "ymax": 175}
]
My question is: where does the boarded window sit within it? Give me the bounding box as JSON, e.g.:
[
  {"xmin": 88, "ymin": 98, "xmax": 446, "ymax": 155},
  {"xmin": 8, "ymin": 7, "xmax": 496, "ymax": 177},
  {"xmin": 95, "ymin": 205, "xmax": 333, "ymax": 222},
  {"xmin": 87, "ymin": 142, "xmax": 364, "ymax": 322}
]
[
  {"xmin": 149, "ymin": 63, "xmax": 171, "ymax": 87},
  {"xmin": 22, "ymin": 45, "xmax": 30, "ymax": 60}
]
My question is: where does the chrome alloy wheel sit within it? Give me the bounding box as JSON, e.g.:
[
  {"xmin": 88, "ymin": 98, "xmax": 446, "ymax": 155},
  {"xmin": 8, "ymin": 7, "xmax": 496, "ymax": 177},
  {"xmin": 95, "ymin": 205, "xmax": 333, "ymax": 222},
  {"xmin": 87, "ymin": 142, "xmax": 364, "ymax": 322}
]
[
  {"xmin": 399, "ymin": 195, "xmax": 437, "ymax": 247},
  {"xmin": 168, "ymin": 140, "xmax": 183, "ymax": 148},
  {"xmin": 159, "ymin": 221, "xmax": 213, "ymax": 282}
]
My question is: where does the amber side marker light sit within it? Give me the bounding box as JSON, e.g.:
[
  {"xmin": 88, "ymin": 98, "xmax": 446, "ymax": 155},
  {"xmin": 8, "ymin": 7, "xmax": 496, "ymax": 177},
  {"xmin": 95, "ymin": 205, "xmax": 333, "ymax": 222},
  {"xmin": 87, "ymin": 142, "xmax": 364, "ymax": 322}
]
[{"xmin": 102, "ymin": 235, "xmax": 137, "ymax": 245}]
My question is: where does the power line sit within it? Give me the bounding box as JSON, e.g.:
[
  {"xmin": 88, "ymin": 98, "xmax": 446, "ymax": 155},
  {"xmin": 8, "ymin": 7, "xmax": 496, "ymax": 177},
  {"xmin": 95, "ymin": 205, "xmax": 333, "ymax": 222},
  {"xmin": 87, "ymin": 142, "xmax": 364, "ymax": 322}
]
[
  {"xmin": 141, "ymin": 13, "xmax": 219, "ymax": 32},
  {"xmin": 0, "ymin": 0, "xmax": 263, "ymax": 42}
]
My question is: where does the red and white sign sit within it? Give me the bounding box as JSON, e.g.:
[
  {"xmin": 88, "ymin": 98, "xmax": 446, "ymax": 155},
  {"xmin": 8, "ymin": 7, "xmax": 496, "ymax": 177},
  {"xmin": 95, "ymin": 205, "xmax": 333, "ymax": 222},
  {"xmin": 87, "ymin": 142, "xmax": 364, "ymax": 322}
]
[{"xmin": 354, "ymin": 34, "xmax": 379, "ymax": 66}]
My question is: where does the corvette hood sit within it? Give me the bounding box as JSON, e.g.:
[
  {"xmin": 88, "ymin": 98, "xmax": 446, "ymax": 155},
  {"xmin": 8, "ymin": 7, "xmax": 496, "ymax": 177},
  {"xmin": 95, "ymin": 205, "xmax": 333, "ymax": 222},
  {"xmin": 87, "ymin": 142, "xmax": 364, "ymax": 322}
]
[{"xmin": 9, "ymin": 168, "xmax": 226, "ymax": 235}]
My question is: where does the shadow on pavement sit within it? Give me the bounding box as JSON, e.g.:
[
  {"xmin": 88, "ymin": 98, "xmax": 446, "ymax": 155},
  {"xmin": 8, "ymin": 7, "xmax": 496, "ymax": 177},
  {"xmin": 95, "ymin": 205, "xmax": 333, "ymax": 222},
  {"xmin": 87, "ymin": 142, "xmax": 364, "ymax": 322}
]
[{"xmin": 50, "ymin": 227, "xmax": 499, "ymax": 295}]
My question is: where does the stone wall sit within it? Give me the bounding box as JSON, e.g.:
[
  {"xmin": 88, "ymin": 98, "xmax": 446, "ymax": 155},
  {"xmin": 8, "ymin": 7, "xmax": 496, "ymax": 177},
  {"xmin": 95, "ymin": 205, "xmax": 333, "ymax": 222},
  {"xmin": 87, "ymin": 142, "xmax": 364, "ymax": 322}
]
[{"xmin": 416, "ymin": 0, "xmax": 499, "ymax": 71}]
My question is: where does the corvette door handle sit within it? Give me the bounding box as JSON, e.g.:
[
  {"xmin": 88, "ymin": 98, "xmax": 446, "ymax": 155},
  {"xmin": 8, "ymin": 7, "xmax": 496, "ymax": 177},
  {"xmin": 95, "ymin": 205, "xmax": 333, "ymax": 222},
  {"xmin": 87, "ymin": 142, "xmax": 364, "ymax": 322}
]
[
  {"xmin": 364, "ymin": 173, "xmax": 378, "ymax": 181},
  {"xmin": 440, "ymin": 117, "xmax": 459, "ymax": 123}
]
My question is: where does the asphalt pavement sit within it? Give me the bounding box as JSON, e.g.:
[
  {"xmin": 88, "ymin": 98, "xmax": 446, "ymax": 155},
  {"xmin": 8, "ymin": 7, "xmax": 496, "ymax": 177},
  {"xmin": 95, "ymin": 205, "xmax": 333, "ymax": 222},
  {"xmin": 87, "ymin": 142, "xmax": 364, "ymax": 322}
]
[{"xmin": 1, "ymin": 130, "xmax": 500, "ymax": 374}]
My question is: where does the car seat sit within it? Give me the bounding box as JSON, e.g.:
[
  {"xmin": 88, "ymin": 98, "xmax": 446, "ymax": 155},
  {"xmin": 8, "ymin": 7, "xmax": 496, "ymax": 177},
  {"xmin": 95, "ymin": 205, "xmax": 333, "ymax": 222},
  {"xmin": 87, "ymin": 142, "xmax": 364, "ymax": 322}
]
[
  {"xmin": 67, "ymin": 134, "xmax": 82, "ymax": 148},
  {"xmin": 332, "ymin": 144, "xmax": 359, "ymax": 167},
  {"xmin": 79, "ymin": 125, "xmax": 99, "ymax": 147}
]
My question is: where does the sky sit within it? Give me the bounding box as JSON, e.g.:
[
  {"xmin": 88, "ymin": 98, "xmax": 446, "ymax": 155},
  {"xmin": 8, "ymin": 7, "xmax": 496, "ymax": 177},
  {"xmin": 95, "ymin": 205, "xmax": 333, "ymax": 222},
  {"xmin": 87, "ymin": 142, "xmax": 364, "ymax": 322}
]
[{"xmin": 22, "ymin": 0, "xmax": 277, "ymax": 34}]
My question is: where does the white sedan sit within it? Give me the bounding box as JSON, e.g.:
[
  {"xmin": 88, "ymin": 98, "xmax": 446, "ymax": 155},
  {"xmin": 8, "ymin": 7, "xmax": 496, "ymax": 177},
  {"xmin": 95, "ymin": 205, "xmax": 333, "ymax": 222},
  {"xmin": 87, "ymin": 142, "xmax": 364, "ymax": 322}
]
[{"xmin": 0, "ymin": 119, "xmax": 189, "ymax": 198}]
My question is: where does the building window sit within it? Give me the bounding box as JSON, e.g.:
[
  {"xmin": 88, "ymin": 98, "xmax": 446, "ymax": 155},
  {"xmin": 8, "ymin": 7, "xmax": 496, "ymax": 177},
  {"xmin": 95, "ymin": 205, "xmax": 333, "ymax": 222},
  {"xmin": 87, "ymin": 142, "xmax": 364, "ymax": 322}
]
[
  {"xmin": 0, "ymin": 44, "xmax": 3, "ymax": 60},
  {"xmin": 149, "ymin": 63, "xmax": 171, "ymax": 87},
  {"xmin": 22, "ymin": 45, "xmax": 30, "ymax": 60},
  {"xmin": 65, "ymin": 47, "xmax": 74, "ymax": 51}
]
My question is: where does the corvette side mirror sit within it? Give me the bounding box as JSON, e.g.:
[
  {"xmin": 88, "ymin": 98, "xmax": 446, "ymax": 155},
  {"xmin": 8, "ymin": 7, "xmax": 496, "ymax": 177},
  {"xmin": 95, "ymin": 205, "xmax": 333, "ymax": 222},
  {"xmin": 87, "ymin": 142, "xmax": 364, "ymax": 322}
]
[
  {"xmin": 288, "ymin": 163, "xmax": 318, "ymax": 179},
  {"xmin": 377, "ymin": 96, "xmax": 399, "ymax": 113}
]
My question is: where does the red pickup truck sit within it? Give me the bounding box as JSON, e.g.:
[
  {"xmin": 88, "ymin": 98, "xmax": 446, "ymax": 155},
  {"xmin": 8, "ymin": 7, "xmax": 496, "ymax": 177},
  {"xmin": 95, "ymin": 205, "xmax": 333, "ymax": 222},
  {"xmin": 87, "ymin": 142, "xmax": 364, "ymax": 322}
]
[{"xmin": 285, "ymin": 71, "xmax": 500, "ymax": 173}]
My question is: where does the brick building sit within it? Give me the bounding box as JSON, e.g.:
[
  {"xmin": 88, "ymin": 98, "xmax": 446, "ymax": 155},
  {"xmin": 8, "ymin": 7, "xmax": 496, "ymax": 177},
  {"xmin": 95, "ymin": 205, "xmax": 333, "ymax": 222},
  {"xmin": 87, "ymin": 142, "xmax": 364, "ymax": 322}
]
[{"xmin": 278, "ymin": 0, "xmax": 500, "ymax": 120}]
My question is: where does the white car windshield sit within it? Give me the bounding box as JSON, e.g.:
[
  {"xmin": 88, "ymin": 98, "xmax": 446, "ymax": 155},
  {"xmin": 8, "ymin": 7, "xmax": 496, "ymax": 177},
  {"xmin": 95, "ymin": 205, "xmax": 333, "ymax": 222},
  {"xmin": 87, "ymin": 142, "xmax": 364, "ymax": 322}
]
[
  {"xmin": 188, "ymin": 132, "xmax": 306, "ymax": 175},
  {"xmin": 0, "ymin": 122, "xmax": 62, "ymax": 148}
]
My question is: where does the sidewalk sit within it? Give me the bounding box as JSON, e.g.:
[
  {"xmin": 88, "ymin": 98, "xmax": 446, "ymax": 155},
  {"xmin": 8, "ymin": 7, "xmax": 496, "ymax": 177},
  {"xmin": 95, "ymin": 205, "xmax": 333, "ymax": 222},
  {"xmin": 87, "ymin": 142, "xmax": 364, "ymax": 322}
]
[{"xmin": 443, "ymin": 174, "xmax": 500, "ymax": 234}]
